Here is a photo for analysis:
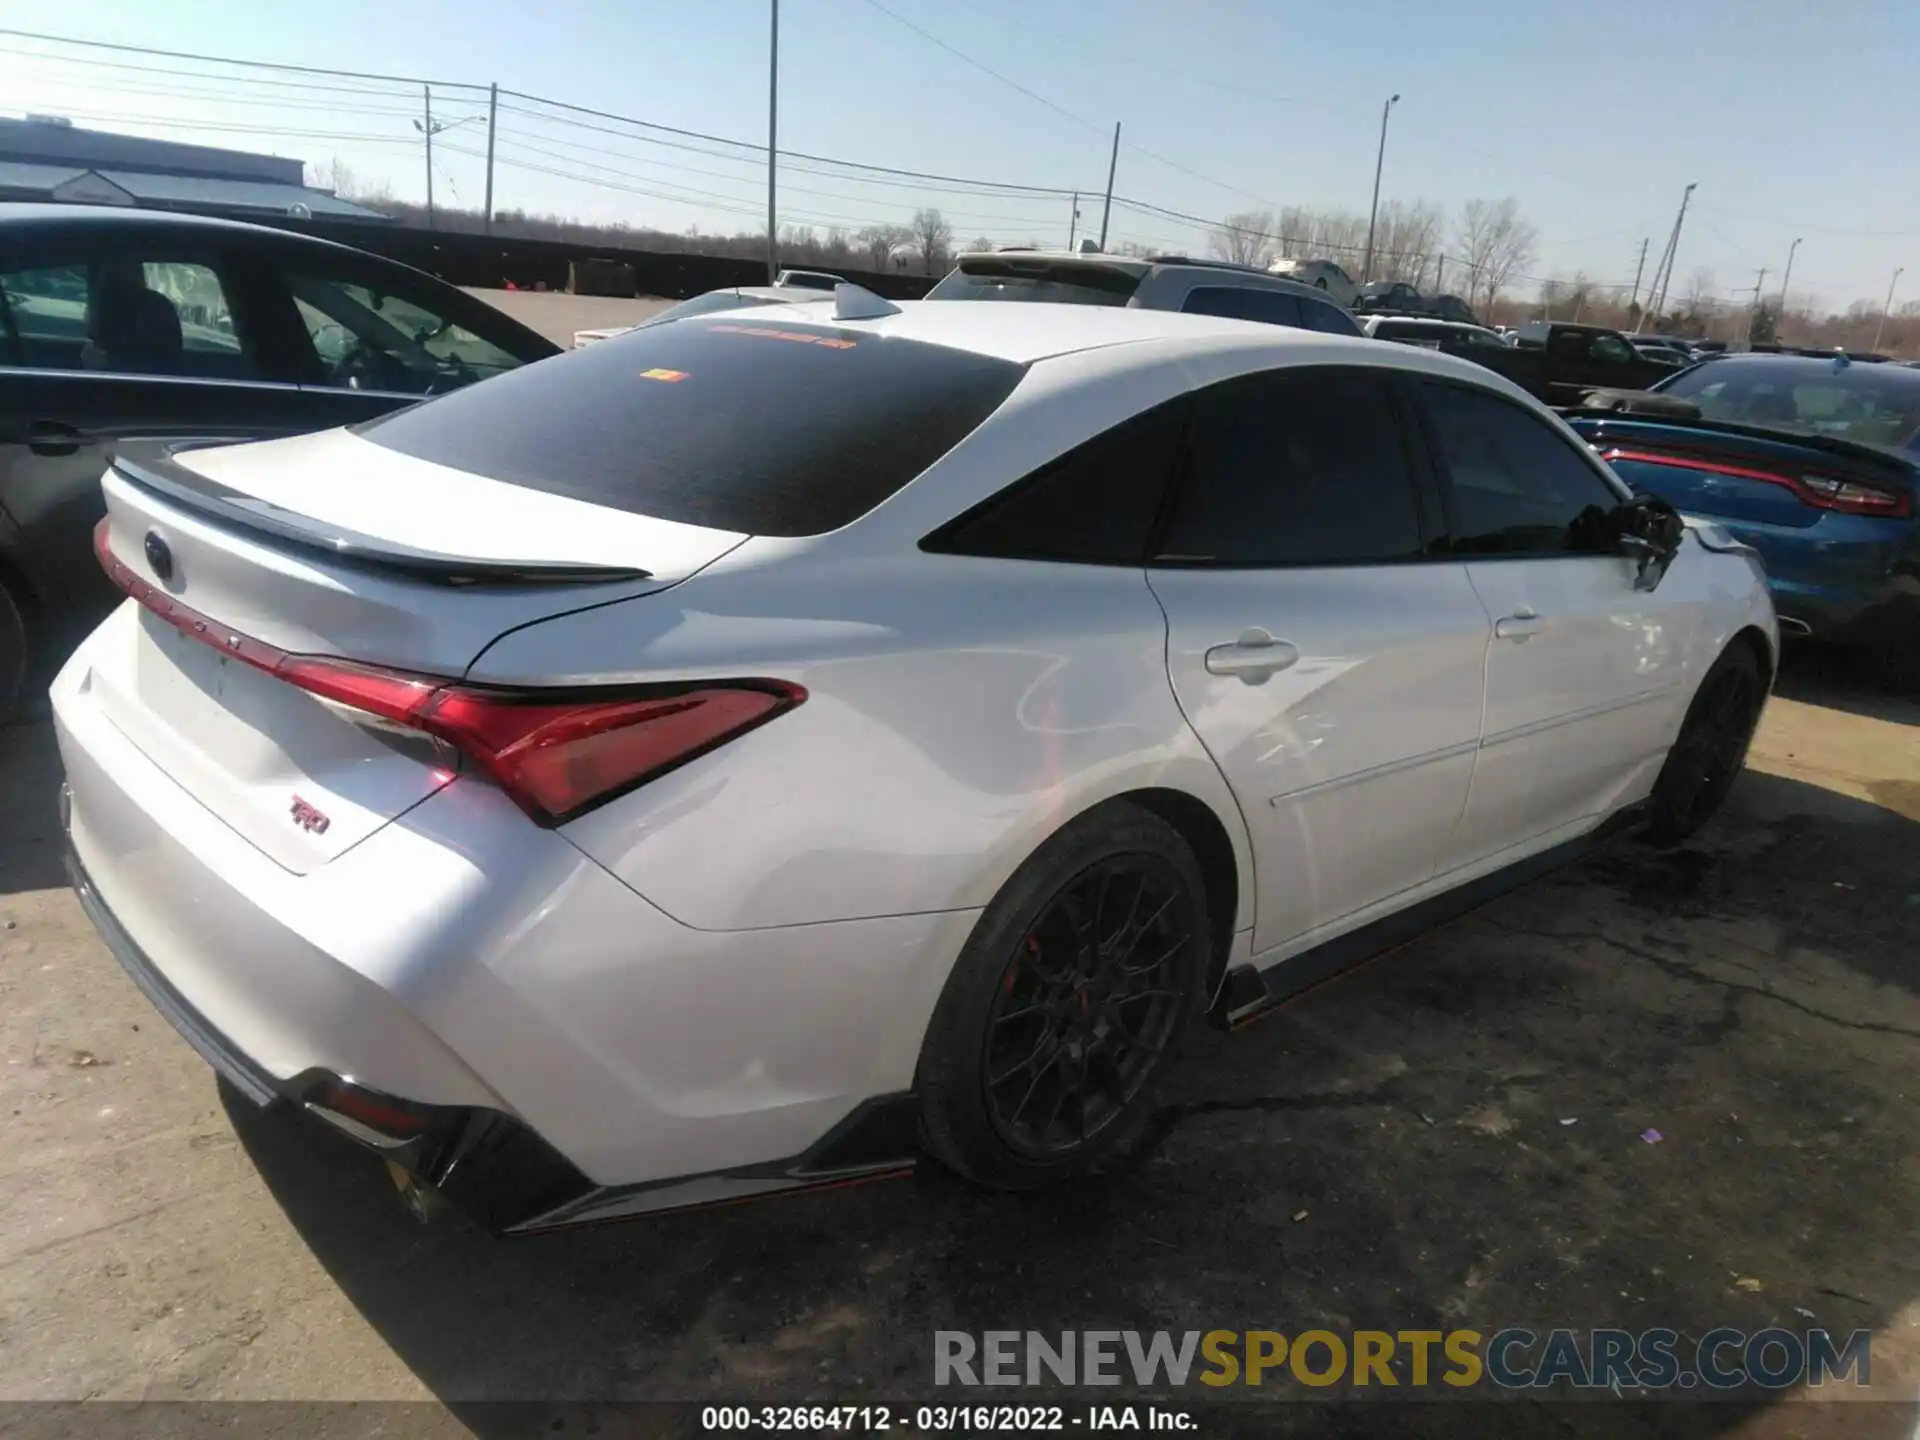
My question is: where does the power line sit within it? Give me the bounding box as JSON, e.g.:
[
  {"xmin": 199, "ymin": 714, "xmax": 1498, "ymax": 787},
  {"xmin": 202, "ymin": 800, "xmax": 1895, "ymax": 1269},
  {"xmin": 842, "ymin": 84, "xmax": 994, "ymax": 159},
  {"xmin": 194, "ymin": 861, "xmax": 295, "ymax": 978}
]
[
  {"xmin": 851, "ymin": 0, "xmax": 1109, "ymax": 138},
  {"xmin": 0, "ymin": 43, "xmax": 443, "ymax": 100},
  {"xmin": 498, "ymin": 91, "xmax": 1080, "ymax": 196},
  {"xmin": 0, "ymin": 25, "xmax": 484, "ymax": 91}
]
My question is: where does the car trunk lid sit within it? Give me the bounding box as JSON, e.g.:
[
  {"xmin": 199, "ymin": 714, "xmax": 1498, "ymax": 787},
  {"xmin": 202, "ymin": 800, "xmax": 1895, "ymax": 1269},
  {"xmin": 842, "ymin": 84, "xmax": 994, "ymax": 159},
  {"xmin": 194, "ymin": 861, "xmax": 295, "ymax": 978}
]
[
  {"xmin": 1572, "ymin": 414, "xmax": 1917, "ymax": 530},
  {"xmin": 84, "ymin": 431, "xmax": 746, "ymax": 874}
]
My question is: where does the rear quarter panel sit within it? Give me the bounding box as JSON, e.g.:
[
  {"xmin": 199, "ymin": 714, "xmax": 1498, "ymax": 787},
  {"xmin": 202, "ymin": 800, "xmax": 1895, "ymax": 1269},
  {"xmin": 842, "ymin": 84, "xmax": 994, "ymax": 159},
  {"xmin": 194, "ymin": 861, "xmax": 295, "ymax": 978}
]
[{"xmin": 481, "ymin": 549, "xmax": 1252, "ymax": 936}]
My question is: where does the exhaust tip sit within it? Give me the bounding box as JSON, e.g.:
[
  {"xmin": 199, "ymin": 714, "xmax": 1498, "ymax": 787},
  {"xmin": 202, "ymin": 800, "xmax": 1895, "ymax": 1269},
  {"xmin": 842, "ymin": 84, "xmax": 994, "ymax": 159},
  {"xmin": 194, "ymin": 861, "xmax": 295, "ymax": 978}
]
[
  {"xmin": 385, "ymin": 1159, "xmax": 448, "ymax": 1226},
  {"xmin": 1777, "ymin": 615, "xmax": 1814, "ymax": 637}
]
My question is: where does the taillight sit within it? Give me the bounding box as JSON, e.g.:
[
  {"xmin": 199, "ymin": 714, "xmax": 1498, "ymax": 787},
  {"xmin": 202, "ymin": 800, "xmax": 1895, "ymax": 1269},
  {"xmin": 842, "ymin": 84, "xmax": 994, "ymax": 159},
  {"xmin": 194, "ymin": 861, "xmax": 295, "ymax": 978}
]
[
  {"xmin": 1600, "ymin": 449, "xmax": 1913, "ymax": 519},
  {"xmin": 94, "ymin": 519, "xmax": 805, "ymax": 824},
  {"xmin": 1799, "ymin": 473, "xmax": 1912, "ymax": 517}
]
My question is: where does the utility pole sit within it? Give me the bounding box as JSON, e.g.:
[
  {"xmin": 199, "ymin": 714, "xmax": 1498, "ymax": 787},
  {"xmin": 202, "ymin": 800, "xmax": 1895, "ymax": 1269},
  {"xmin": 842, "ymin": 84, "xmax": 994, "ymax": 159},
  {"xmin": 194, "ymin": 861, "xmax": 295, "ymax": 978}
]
[
  {"xmin": 483, "ymin": 83, "xmax": 498, "ymax": 235},
  {"xmin": 1361, "ymin": 93, "xmax": 1400, "ymax": 283},
  {"xmin": 766, "ymin": 0, "xmax": 779, "ymax": 283},
  {"xmin": 1743, "ymin": 268, "xmax": 1768, "ymax": 347},
  {"xmin": 422, "ymin": 84, "xmax": 435, "ymax": 228},
  {"xmin": 1647, "ymin": 181, "xmax": 1697, "ymax": 325},
  {"xmin": 1433, "ymin": 254, "xmax": 1445, "ymax": 293},
  {"xmin": 1067, "ymin": 191, "xmax": 1080, "ymax": 251},
  {"xmin": 1776, "ymin": 236, "xmax": 1802, "ymax": 341},
  {"xmin": 1873, "ymin": 266, "xmax": 1904, "ymax": 353},
  {"xmin": 1097, "ymin": 122, "xmax": 1120, "ymax": 252},
  {"xmin": 1626, "ymin": 237, "xmax": 1649, "ymax": 318}
]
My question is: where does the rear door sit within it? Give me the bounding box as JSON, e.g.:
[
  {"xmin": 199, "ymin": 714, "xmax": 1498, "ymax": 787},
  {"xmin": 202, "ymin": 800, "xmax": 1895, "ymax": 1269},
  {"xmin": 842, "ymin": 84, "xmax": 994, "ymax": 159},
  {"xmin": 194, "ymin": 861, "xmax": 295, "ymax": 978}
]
[
  {"xmin": 0, "ymin": 231, "xmax": 331, "ymax": 639},
  {"xmin": 1148, "ymin": 366, "xmax": 1489, "ymax": 959},
  {"xmin": 1413, "ymin": 378, "xmax": 1692, "ymax": 861}
]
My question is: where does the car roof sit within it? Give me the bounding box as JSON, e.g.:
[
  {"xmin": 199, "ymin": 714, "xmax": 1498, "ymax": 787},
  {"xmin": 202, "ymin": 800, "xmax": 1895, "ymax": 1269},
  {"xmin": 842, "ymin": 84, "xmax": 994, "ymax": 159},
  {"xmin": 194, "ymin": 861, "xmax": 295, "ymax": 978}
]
[
  {"xmin": 0, "ymin": 200, "xmax": 400, "ymax": 262},
  {"xmin": 719, "ymin": 297, "xmax": 1529, "ymax": 384}
]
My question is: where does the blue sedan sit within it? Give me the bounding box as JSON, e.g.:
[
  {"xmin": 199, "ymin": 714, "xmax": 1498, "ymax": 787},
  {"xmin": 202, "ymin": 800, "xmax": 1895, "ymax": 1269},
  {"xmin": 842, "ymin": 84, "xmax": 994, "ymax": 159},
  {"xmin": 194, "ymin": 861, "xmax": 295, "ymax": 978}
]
[{"xmin": 1566, "ymin": 355, "xmax": 1919, "ymax": 680}]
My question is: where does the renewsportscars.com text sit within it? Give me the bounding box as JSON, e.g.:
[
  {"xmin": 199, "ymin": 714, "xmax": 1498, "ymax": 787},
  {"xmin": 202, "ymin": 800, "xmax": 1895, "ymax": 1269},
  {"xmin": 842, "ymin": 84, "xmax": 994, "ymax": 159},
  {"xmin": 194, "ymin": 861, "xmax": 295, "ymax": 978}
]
[{"xmin": 934, "ymin": 1328, "xmax": 1871, "ymax": 1392}]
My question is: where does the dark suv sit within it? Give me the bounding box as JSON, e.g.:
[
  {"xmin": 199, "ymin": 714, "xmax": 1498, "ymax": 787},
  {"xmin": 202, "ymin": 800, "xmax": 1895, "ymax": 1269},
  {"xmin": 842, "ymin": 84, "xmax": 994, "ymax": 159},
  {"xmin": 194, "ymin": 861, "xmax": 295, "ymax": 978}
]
[
  {"xmin": 928, "ymin": 251, "xmax": 1363, "ymax": 336},
  {"xmin": 0, "ymin": 204, "xmax": 559, "ymax": 707}
]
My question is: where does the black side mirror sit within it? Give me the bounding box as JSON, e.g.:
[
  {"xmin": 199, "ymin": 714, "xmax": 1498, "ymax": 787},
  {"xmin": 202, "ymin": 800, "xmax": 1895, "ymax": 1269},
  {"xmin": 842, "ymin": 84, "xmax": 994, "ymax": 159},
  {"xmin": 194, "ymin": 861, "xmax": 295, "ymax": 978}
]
[{"xmin": 1572, "ymin": 495, "xmax": 1685, "ymax": 592}]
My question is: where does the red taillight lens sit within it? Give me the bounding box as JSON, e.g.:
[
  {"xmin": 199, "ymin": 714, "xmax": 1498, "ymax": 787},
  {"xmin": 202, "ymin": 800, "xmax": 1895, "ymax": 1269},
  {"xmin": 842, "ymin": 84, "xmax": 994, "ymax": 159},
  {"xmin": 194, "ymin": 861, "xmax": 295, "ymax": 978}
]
[
  {"xmin": 95, "ymin": 519, "xmax": 805, "ymax": 825},
  {"xmin": 1799, "ymin": 473, "xmax": 1912, "ymax": 517},
  {"xmin": 1600, "ymin": 450, "xmax": 1913, "ymax": 519},
  {"xmin": 417, "ymin": 684, "xmax": 799, "ymax": 824}
]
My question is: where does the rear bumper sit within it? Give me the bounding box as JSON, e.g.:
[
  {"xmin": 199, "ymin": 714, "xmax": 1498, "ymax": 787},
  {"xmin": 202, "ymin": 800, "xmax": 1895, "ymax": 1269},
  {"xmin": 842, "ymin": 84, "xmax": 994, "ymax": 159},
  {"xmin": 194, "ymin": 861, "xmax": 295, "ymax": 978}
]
[
  {"xmin": 1695, "ymin": 514, "xmax": 1918, "ymax": 646},
  {"xmin": 52, "ymin": 627, "xmax": 971, "ymax": 1230}
]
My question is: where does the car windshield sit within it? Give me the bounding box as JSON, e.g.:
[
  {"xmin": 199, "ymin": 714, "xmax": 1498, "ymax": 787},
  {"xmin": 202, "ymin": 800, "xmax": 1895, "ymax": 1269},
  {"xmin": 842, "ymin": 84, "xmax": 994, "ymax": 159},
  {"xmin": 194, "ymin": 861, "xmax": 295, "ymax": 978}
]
[
  {"xmin": 1656, "ymin": 359, "xmax": 1920, "ymax": 452},
  {"xmin": 927, "ymin": 261, "xmax": 1139, "ymax": 307}
]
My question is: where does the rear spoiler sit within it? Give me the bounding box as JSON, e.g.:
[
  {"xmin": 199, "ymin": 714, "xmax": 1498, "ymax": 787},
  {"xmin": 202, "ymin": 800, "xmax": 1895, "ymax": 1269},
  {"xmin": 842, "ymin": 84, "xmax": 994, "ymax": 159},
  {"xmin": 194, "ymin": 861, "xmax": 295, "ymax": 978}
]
[
  {"xmin": 109, "ymin": 443, "xmax": 653, "ymax": 588},
  {"xmin": 1554, "ymin": 399, "xmax": 1917, "ymax": 478}
]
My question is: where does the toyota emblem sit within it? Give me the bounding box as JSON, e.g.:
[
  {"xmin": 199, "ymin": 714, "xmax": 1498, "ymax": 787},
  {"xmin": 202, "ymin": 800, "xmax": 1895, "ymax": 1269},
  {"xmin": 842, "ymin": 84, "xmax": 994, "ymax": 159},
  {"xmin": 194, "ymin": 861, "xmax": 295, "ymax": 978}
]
[{"xmin": 143, "ymin": 531, "xmax": 174, "ymax": 583}]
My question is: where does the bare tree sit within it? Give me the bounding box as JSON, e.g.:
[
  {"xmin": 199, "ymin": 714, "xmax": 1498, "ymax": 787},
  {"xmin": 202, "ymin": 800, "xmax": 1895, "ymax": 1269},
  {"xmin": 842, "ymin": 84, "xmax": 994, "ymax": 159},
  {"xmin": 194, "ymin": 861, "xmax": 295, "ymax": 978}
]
[
  {"xmin": 1454, "ymin": 198, "xmax": 1537, "ymax": 314},
  {"xmin": 967, "ymin": 235, "xmax": 995, "ymax": 255},
  {"xmin": 1371, "ymin": 200, "xmax": 1446, "ymax": 286},
  {"xmin": 910, "ymin": 208, "xmax": 954, "ymax": 275},
  {"xmin": 1209, "ymin": 210, "xmax": 1275, "ymax": 268},
  {"xmin": 856, "ymin": 224, "xmax": 909, "ymax": 271},
  {"xmin": 1682, "ymin": 267, "xmax": 1717, "ymax": 318}
]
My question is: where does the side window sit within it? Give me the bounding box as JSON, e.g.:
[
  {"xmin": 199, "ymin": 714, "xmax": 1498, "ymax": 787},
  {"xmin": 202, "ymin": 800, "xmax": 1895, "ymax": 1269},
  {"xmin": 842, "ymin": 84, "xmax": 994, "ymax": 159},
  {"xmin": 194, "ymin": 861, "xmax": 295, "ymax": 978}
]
[
  {"xmin": 0, "ymin": 264, "xmax": 90, "ymax": 368},
  {"xmin": 1156, "ymin": 370, "xmax": 1428, "ymax": 567},
  {"xmin": 286, "ymin": 269, "xmax": 525, "ymax": 395},
  {"xmin": 1419, "ymin": 381, "xmax": 1624, "ymax": 556},
  {"xmin": 1181, "ymin": 286, "xmax": 1306, "ymax": 329},
  {"xmin": 1590, "ymin": 334, "xmax": 1636, "ymax": 365},
  {"xmin": 923, "ymin": 399, "xmax": 1186, "ymax": 565},
  {"xmin": 0, "ymin": 257, "xmax": 253, "ymax": 378},
  {"xmin": 1303, "ymin": 299, "xmax": 1361, "ymax": 336}
]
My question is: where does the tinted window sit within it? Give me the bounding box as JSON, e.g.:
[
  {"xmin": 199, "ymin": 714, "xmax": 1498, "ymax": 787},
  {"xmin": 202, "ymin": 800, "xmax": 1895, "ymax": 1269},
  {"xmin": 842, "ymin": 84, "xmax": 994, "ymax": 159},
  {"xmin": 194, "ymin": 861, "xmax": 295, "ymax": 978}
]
[
  {"xmin": 927, "ymin": 261, "xmax": 1137, "ymax": 307},
  {"xmin": 0, "ymin": 256, "xmax": 254, "ymax": 378},
  {"xmin": 1420, "ymin": 381, "xmax": 1624, "ymax": 555},
  {"xmin": 360, "ymin": 317, "xmax": 1025, "ymax": 536},
  {"xmin": 1157, "ymin": 370, "xmax": 1426, "ymax": 566},
  {"xmin": 1182, "ymin": 286, "xmax": 1305, "ymax": 329},
  {"xmin": 1659, "ymin": 359, "xmax": 1920, "ymax": 450},
  {"xmin": 924, "ymin": 400, "xmax": 1186, "ymax": 565},
  {"xmin": 286, "ymin": 270, "xmax": 524, "ymax": 395},
  {"xmin": 1303, "ymin": 299, "xmax": 1362, "ymax": 336}
]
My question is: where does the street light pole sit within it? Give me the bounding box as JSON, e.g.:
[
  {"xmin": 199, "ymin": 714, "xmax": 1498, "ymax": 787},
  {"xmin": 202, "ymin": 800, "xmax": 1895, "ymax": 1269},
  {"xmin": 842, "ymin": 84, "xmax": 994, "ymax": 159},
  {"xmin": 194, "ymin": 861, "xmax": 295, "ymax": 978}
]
[
  {"xmin": 766, "ymin": 0, "xmax": 779, "ymax": 284},
  {"xmin": 1361, "ymin": 93, "xmax": 1399, "ymax": 283},
  {"xmin": 1873, "ymin": 266, "xmax": 1904, "ymax": 354}
]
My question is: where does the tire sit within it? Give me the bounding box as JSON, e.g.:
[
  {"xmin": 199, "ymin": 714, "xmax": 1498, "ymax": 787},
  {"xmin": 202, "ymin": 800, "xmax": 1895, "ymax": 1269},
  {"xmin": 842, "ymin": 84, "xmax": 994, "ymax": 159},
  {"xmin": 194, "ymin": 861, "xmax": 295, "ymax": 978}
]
[
  {"xmin": 1644, "ymin": 642, "xmax": 1765, "ymax": 845},
  {"xmin": 916, "ymin": 802, "xmax": 1212, "ymax": 1190},
  {"xmin": 0, "ymin": 578, "xmax": 26, "ymax": 719}
]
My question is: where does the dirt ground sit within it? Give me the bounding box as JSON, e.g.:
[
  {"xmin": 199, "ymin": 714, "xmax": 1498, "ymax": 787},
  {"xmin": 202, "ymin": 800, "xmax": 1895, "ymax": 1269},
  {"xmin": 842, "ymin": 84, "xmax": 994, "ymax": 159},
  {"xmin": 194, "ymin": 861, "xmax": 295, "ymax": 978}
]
[
  {"xmin": 1, "ymin": 648, "xmax": 1917, "ymax": 1438},
  {"xmin": 461, "ymin": 288, "xmax": 674, "ymax": 347}
]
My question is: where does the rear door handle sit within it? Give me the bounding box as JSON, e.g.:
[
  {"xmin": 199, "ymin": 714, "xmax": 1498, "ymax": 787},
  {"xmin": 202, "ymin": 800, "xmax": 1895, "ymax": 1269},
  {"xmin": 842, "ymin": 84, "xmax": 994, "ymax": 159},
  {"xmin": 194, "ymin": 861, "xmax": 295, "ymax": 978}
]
[
  {"xmin": 1494, "ymin": 610, "xmax": 1545, "ymax": 641},
  {"xmin": 25, "ymin": 420, "xmax": 83, "ymax": 456},
  {"xmin": 1205, "ymin": 628, "xmax": 1301, "ymax": 681}
]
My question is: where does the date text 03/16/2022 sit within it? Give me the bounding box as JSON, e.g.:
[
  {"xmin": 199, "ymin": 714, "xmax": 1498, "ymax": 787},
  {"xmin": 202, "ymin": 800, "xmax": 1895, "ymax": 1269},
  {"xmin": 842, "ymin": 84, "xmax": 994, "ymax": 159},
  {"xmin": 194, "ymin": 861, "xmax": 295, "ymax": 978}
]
[{"xmin": 700, "ymin": 1404, "xmax": 1194, "ymax": 1431}]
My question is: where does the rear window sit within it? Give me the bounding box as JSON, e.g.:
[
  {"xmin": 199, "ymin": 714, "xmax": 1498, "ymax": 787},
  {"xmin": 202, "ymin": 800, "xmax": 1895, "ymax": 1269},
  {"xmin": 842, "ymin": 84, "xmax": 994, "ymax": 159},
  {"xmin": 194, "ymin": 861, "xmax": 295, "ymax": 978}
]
[
  {"xmin": 927, "ymin": 260, "xmax": 1139, "ymax": 307},
  {"xmin": 358, "ymin": 317, "xmax": 1025, "ymax": 536}
]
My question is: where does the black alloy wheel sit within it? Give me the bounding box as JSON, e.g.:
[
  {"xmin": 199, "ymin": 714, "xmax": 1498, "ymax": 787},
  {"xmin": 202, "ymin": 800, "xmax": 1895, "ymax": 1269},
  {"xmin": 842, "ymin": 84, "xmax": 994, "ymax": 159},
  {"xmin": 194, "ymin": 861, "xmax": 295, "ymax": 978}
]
[
  {"xmin": 1647, "ymin": 645, "xmax": 1764, "ymax": 844},
  {"xmin": 915, "ymin": 802, "xmax": 1211, "ymax": 1189},
  {"xmin": 982, "ymin": 857, "xmax": 1192, "ymax": 1158}
]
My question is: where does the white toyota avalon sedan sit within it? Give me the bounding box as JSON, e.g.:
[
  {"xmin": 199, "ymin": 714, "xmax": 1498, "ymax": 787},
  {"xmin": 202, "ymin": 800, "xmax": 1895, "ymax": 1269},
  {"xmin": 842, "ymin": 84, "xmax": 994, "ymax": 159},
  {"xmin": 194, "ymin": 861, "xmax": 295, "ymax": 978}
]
[{"xmin": 53, "ymin": 290, "xmax": 1776, "ymax": 1234}]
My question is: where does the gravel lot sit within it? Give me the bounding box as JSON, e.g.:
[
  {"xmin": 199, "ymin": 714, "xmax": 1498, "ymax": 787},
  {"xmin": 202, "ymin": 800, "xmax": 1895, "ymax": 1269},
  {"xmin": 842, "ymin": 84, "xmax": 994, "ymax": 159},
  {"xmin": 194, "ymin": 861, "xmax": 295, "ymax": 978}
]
[{"xmin": 1, "ymin": 649, "xmax": 1917, "ymax": 1437}]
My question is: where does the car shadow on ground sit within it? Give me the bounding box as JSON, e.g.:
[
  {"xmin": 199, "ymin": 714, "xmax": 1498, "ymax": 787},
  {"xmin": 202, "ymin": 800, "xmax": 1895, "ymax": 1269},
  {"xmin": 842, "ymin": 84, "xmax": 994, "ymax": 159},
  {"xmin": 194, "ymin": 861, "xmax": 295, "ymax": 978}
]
[
  {"xmin": 225, "ymin": 765, "xmax": 1920, "ymax": 1437},
  {"xmin": 1772, "ymin": 644, "xmax": 1919, "ymax": 727},
  {"xmin": 0, "ymin": 714, "xmax": 69, "ymax": 896}
]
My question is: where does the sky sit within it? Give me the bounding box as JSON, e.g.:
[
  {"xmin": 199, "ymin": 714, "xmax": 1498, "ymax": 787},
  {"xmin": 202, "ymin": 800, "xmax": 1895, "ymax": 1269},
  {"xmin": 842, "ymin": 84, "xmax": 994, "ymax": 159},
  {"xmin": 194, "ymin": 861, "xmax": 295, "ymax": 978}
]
[{"xmin": 1, "ymin": 0, "xmax": 1916, "ymax": 313}]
